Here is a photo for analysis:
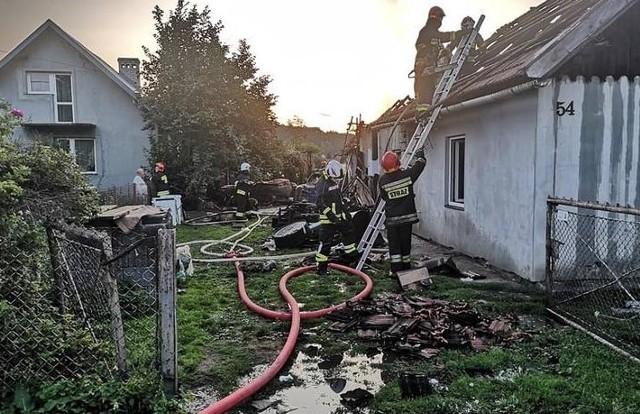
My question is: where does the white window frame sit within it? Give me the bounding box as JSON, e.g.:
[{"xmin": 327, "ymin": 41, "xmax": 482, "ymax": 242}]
[
  {"xmin": 26, "ymin": 72, "xmax": 75, "ymax": 123},
  {"xmin": 446, "ymin": 135, "xmax": 465, "ymax": 209},
  {"xmin": 26, "ymin": 72, "xmax": 52, "ymax": 94},
  {"xmin": 57, "ymin": 137, "xmax": 97, "ymax": 174}
]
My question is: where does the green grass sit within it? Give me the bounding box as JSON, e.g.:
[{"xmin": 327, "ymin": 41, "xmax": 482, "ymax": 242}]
[{"xmin": 175, "ymin": 219, "xmax": 640, "ymax": 413}]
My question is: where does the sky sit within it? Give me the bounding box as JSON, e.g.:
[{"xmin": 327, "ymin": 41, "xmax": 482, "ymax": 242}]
[{"xmin": 0, "ymin": 0, "xmax": 541, "ymax": 132}]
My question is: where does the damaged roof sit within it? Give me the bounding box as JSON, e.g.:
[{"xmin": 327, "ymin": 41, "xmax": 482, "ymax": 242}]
[{"xmin": 371, "ymin": 0, "xmax": 640, "ymax": 126}]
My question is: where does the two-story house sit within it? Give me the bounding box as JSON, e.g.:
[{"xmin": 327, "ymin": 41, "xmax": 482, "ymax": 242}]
[{"xmin": 0, "ymin": 19, "xmax": 148, "ymax": 189}]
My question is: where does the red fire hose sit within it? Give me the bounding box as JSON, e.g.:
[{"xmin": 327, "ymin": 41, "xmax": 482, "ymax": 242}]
[{"xmin": 198, "ymin": 262, "xmax": 373, "ymax": 414}]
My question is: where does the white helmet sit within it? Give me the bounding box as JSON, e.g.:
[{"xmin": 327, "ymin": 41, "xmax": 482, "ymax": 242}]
[
  {"xmin": 325, "ymin": 160, "xmax": 343, "ymax": 179},
  {"xmin": 240, "ymin": 162, "xmax": 251, "ymax": 172}
]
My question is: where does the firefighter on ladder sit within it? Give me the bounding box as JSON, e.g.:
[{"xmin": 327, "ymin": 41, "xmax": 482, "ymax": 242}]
[
  {"xmin": 314, "ymin": 160, "xmax": 359, "ymax": 275},
  {"xmin": 378, "ymin": 147, "xmax": 426, "ymax": 277},
  {"xmin": 413, "ymin": 6, "xmax": 465, "ymax": 120}
]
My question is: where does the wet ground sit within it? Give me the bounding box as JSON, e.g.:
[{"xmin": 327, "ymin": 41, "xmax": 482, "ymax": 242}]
[{"xmin": 183, "ymin": 226, "xmax": 544, "ymax": 413}]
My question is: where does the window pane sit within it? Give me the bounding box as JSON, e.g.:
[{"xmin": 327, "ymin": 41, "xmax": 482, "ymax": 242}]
[
  {"xmin": 29, "ymin": 73, "xmax": 50, "ymax": 92},
  {"xmin": 74, "ymin": 140, "xmax": 96, "ymax": 172},
  {"xmin": 57, "ymin": 104, "xmax": 73, "ymax": 122},
  {"xmin": 457, "ymin": 141, "xmax": 465, "ymax": 201},
  {"xmin": 57, "ymin": 139, "xmax": 71, "ymax": 152},
  {"xmin": 55, "ymin": 74, "xmax": 72, "ymax": 102}
]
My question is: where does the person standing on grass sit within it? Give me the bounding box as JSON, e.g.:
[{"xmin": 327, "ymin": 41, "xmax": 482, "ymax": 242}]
[
  {"xmin": 234, "ymin": 162, "xmax": 253, "ymax": 221},
  {"xmin": 378, "ymin": 147, "xmax": 426, "ymax": 276},
  {"xmin": 151, "ymin": 161, "xmax": 170, "ymax": 197},
  {"xmin": 132, "ymin": 168, "xmax": 149, "ymax": 203},
  {"xmin": 314, "ymin": 160, "xmax": 359, "ymax": 274}
]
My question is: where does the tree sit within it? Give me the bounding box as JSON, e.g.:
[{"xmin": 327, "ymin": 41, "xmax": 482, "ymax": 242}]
[{"xmin": 139, "ymin": 0, "xmax": 282, "ymax": 202}]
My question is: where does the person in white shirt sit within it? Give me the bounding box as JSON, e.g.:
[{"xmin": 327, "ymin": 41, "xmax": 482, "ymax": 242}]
[{"xmin": 133, "ymin": 168, "xmax": 149, "ymax": 203}]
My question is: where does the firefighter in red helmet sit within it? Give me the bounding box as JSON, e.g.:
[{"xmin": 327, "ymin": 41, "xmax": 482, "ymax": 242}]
[
  {"xmin": 378, "ymin": 147, "xmax": 426, "ymax": 277},
  {"xmin": 151, "ymin": 161, "xmax": 170, "ymax": 197},
  {"xmin": 413, "ymin": 6, "xmax": 466, "ymax": 120}
]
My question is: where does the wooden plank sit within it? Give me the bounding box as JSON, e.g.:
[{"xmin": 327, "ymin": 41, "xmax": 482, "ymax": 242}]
[
  {"xmin": 157, "ymin": 228, "xmax": 178, "ymax": 395},
  {"xmin": 100, "ymin": 231, "xmax": 128, "ymax": 377},
  {"xmin": 397, "ymin": 267, "xmax": 432, "ymax": 291},
  {"xmin": 97, "ymin": 205, "xmax": 146, "ymax": 220}
]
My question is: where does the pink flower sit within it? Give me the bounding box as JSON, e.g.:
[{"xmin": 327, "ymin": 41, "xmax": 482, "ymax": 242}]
[{"xmin": 10, "ymin": 108, "xmax": 24, "ymax": 118}]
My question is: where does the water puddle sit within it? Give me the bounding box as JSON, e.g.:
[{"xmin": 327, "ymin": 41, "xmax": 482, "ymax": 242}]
[{"xmin": 246, "ymin": 345, "xmax": 386, "ymax": 413}]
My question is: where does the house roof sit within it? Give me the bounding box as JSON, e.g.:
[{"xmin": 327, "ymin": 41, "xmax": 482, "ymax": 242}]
[
  {"xmin": 0, "ymin": 19, "xmax": 137, "ymax": 98},
  {"xmin": 370, "ymin": 0, "xmax": 639, "ymax": 127}
]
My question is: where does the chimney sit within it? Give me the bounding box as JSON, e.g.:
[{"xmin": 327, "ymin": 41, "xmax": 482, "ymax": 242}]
[{"xmin": 118, "ymin": 57, "xmax": 140, "ymax": 88}]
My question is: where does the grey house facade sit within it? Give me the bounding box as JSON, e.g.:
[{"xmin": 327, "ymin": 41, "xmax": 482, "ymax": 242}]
[
  {"xmin": 362, "ymin": 0, "xmax": 640, "ymax": 281},
  {"xmin": 0, "ymin": 19, "xmax": 147, "ymax": 189}
]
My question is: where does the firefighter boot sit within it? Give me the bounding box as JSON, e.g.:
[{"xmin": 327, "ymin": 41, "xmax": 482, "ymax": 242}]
[{"xmin": 316, "ymin": 262, "xmax": 330, "ymax": 275}]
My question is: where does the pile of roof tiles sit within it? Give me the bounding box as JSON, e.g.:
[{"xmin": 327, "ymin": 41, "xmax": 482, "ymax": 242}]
[{"xmin": 326, "ymin": 292, "xmax": 534, "ymax": 358}]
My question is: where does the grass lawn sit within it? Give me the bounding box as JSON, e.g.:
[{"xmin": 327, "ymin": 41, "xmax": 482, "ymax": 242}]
[{"xmin": 175, "ymin": 217, "xmax": 640, "ymax": 414}]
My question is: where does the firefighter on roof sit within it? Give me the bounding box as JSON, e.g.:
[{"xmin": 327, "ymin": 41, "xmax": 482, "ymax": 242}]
[{"xmin": 413, "ymin": 6, "xmax": 465, "ymax": 120}]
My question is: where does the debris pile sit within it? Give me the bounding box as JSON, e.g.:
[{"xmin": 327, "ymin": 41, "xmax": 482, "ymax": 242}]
[{"xmin": 327, "ymin": 293, "xmax": 535, "ymax": 358}]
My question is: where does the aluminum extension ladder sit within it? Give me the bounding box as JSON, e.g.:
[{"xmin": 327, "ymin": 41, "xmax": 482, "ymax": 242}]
[{"xmin": 355, "ymin": 15, "xmax": 485, "ymax": 271}]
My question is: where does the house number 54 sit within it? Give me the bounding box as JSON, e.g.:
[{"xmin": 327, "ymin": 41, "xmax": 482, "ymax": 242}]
[{"xmin": 556, "ymin": 101, "xmax": 576, "ymax": 116}]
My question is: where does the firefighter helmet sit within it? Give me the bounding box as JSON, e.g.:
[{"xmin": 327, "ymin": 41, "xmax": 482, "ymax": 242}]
[
  {"xmin": 381, "ymin": 151, "xmax": 401, "ymax": 173},
  {"xmin": 461, "ymin": 16, "xmax": 475, "ymax": 31},
  {"xmin": 240, "ymin": 162, "xmax": 251, "ymax": 172},
  {"xmin": 155, "ymin": 162, "xmax": 165, "ymax": 172},
  {"xmin": 429, "ymin": 6, "xmax": 445, "ymax": 20},
  {"xmin": 325, "ymin": 160, "xmax": 343, "ymax": 179}
]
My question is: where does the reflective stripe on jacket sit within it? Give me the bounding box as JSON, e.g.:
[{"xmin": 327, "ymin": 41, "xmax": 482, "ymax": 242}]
[{"xmin": 379, "ymin": 158, "xmax": 426, "ymax": 227}]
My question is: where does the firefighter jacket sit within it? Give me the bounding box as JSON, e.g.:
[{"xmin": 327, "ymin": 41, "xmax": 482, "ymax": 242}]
[
  {"xmin": 315, "ymin": 172, "xmax": 349, "ymax": 224},
  {"xmin": 379, "ymin": 157, "xmax": 426, "ymax": 227},
  {"xmin": 152, "ymin": 172, "xmax": 169, "ymax": 197},
  {"xmin": 415, "ymin": 19, "xmax": 461, "ymax": 65},
  {"xmin": 234, "ymin": 171, "xmax": 252, "ymax": 208}
]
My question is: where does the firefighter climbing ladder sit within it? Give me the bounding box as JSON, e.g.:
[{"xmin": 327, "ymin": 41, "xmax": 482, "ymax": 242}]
[{"xmin": 355, "ymin": 15, "xmax": 485, "ymax": 271}]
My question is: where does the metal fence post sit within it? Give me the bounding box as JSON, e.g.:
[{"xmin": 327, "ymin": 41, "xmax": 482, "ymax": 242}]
[
  {"xmin": 157, "ymin": 228, "xmax": 178, "ymax": 395},
  {"xmin": 545, "ymin": 199, "xmax": 555, "ymax": 306}
]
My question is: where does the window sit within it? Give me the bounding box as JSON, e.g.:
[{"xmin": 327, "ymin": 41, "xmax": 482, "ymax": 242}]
[
  {"xmin": 447, "ymin": 136, "xmax": 465, "ymax": 207},
  {"xmin": 26, "ymin": 72, "xmax": 74, "ymax": 122},
  {"xmin": 58, "ymin": 138, "xmax": 96, "ymax": 173},
  {"xmin": 371, "ymin": 130, "xmax": 379, "ymax": 161}
]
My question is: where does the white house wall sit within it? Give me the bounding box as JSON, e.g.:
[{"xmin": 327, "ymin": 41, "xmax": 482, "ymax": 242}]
[
  {"xmin": 0, "ymin": 30, "xmax": 147, "ymax": 189},
  {"xmin": 414, "ymin": 92, "xmax": 539, "ymax": 279},
  {"xmin": 365, "ymin": 77, "xmax": 640, "ymax": 282}
]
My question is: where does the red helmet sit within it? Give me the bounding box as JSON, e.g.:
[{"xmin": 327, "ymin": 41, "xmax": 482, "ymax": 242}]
[
  {"xmin": 155, "ymin": 162, "xmax": 165, "ymax": 172},
  {"xmin": 381, "ymin": 151, "xmax": 400, "ymax": 173},
  {"xmin": 429, "ymin": 6, "xmax": 445, "ymax": 20}
]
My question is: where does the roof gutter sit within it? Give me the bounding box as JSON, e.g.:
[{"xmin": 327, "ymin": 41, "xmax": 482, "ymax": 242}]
[
  {"xmin": 441, "ymin": 80, "xmax": 548, "ymax": 114},
  {"xmin": 370, "ymin": 80, "xmax": 548, "ymax": 130}
]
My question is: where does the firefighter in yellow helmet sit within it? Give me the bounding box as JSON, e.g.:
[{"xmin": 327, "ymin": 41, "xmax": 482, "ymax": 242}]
[
  {"xmin": 413, "ymin": 6, "xmax": 465, "ymax": 120},
  {"xmin": 378, "ymin": 147, "xmax": 426, "ymax": 276}
]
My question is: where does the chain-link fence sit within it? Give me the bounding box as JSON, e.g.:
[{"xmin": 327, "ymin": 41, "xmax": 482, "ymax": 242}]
[
  {"xmin": 0, "ymin": 220, "xmax": 177, "ymax": 392},
  {"xmin": 546, "ymin": 198, "xmax": 640, "ymax": 360}
]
